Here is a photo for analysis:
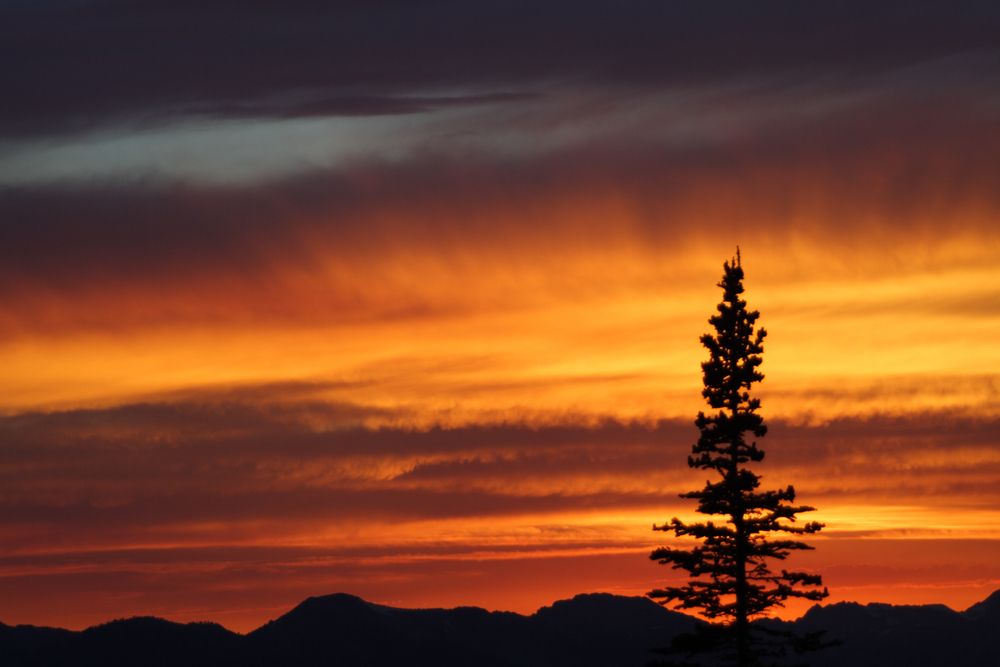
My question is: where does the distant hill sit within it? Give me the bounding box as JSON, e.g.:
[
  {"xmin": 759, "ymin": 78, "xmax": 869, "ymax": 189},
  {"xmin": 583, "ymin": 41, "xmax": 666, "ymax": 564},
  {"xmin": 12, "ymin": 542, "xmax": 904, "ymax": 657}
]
[
  {"xmin": 790, "ymin": 589, "xmax": 1000, "ymax": 667},
  {"xmin": 0, "ymin": 616, "xmax": 240, "ymax": 667},
  {"xmin": 1, "ymin": 589, "xmax": 997, "ymax": 666}
]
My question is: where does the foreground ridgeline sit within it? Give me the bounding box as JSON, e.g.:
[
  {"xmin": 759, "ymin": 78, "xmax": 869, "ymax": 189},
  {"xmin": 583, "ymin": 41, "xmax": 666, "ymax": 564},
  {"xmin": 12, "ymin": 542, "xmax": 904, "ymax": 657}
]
[
  {"xmin": 1, "ymin": 590, "xmax": 998, "ymax": 667},
  {"xmin": 649, "ymin": 250, "xmax": 828, "ymax": 666}
]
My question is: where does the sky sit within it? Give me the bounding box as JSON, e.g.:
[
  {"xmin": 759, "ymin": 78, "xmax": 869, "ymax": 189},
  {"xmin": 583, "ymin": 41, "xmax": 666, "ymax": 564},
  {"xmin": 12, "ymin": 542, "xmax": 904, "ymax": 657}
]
[{"xmin": 1, "ymin": 1, "xmax": 999, "ymax": 633}]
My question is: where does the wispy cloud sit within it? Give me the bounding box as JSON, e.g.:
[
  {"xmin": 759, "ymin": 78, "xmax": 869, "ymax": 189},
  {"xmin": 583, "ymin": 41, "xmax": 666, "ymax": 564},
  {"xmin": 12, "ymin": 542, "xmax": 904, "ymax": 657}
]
[{"xmin": 1, "ymin": 0, "xmax": 998, "ymax": 633}]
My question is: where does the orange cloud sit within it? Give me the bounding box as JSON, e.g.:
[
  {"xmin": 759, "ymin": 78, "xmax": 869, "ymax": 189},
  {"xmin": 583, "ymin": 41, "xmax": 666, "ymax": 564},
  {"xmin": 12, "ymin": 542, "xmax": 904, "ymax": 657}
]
[{"xmin": 1, "ymin": 67, "xmax": 998, "ymax": 633}]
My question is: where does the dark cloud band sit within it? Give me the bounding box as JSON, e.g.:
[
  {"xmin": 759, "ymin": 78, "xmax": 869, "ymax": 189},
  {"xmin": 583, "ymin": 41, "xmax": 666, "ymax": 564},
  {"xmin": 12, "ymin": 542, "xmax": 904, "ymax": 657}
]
[{"xmin": 2, "ymin": 1, "xmax": 998, "ymax": 138}]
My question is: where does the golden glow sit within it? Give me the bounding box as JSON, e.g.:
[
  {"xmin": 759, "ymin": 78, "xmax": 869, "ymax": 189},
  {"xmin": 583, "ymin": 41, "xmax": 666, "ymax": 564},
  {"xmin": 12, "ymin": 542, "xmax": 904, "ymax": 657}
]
[
  {"xmin": 1, "ymin": 184, "xmax": 998, "ymax": 633},
  {"xmin": 2, "ymin": 219, "xmax": 997, "ymax": 421}
]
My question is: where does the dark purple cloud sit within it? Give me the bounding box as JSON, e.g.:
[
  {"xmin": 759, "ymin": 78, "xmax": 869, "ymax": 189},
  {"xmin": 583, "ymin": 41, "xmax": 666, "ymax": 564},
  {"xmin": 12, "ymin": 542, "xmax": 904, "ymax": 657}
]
[{"xmin": 2, "ymin": 1, "xmax": 998, "ymax": 138}]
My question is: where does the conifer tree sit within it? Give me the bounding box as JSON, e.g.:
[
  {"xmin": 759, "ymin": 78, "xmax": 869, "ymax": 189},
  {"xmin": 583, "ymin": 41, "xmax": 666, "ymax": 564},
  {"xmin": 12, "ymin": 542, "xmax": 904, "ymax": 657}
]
[{"xmin": 648, "ymin": 250, "xmax": 828, "ymax": 666}]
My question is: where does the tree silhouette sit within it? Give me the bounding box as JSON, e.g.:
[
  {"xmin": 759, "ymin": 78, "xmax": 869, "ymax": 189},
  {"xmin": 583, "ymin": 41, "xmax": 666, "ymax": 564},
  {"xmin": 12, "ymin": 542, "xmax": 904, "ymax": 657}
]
[{"xmin": 648, "ymin": 250, "xmax": 828, "ymax": 666}]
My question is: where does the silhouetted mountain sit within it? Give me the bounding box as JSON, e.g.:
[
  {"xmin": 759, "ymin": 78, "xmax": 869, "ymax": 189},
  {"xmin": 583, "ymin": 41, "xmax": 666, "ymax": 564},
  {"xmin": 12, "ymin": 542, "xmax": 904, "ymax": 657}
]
[
  {"xmin": 533, "ymin": 593, "xmax": 695, "ymax": 666},
  {"xmin": 0, "ymin": 616, "xmax": 241, "ymax": 667},
  {"xmin": 2, "ymin": 589, "xmax": 998, "ymax": 666},
  {"xmin": 246, "ymin": 593, "xmax": 536, "ymax": 666},
  {"xmin": 777, "ymin": 596, "xmax": 997, "ymax": 667},
  {"xmin": 0, "ymin": 621, "xmax": 74, "ymax": 667},
  {"xmin": 243, "ymin": 592, "xmax": 694, "ymax": 667},
  {"xmin": 964, "ymin": 587, "xmax": 1000, "ymax": 622}
]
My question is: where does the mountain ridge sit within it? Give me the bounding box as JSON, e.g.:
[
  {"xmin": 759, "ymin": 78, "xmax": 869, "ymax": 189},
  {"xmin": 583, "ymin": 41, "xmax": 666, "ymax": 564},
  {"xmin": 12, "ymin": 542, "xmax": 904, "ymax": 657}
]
[{"xmin": 1, "ymin": 588, "xmax": 997, "ymax": 666}]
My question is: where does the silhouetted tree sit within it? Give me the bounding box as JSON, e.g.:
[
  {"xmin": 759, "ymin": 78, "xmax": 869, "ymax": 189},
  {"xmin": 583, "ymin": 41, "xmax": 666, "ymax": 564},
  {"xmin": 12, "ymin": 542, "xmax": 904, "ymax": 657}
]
[{"xmin": 648, "ymin": 250, "xmax": 828, "ymax": 666}]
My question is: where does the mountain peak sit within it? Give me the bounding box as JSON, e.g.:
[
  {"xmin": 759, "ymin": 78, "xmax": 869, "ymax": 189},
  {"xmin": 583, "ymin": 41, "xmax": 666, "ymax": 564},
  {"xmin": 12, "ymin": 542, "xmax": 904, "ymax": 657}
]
[
  {"xmin": 536, "ymin": 592, "xmax": 673, "ymax": 621},
  {"xmin": 965, "ymin": 588, "xmax": 1000, "ymax": 620},
  {"xmin": 293, "ymin": 593, "xmax": 372, "ymax": 612}
]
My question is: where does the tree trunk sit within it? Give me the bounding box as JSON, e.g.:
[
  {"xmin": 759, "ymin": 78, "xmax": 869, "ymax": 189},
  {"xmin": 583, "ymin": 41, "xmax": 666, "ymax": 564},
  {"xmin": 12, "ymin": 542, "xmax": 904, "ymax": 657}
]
[
  {"xmin": 731, "ymin": 404, "xmax": 751, "ymax": 667},
  {"xmin": 734, "ymin": 513, "xmax": 750, "ymax": 666}
]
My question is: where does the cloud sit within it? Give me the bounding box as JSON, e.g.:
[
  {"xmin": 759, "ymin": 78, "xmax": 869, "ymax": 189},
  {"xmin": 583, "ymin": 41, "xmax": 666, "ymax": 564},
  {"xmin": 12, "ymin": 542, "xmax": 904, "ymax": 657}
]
[
  {"xmin": 1, "ymin": 537, "xmax": 998, "ymax": 633},
  {"xmin": 2, "ymin": 0, "xmax": 998, "ymax": 634},
  {"xmin": 0, "ymin": 388, "xmax": 997, "ymax": 631},
  {"xmin": 2, "ymin": 80, "xmax": 998, "ymax": 337},
  {"xmin": 3, "ymin": 1, "xmax": 998, "ymax": 139},
  {"xmin": 1, "ymin": 388, "xmax": 996, "ymax": 553},
  {"xmin": 3, "ymin": 50, "xmax": 1000, "ymax": 187}
]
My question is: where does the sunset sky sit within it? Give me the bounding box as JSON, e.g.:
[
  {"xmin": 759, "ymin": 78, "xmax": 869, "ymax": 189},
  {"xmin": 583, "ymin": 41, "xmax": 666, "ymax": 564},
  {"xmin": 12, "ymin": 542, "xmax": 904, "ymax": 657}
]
[{"xmin": 1, "ymin": 1, "xmax": 999, "ymax": 633}]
